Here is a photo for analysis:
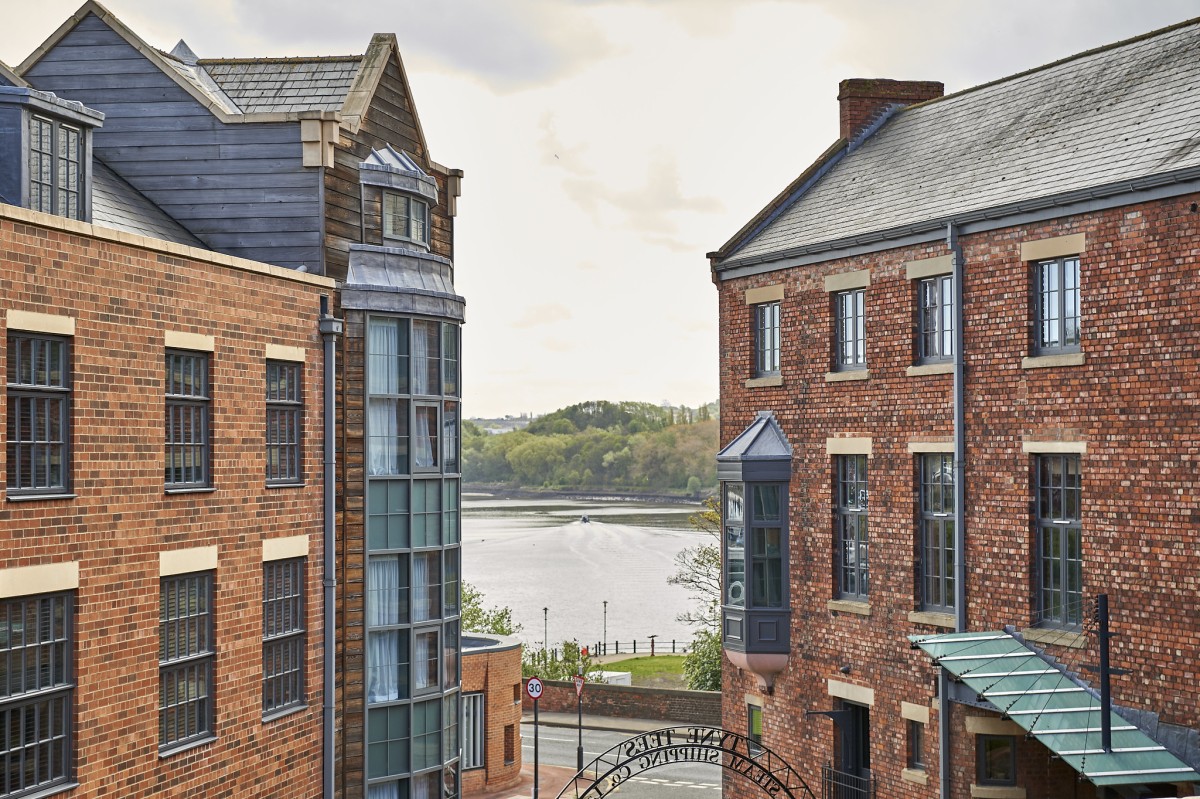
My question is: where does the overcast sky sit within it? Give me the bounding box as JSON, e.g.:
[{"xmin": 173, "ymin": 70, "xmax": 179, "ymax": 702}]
[{"xmin": 3, "ymin": 1, "xmax": 1197, "ymax": 417}]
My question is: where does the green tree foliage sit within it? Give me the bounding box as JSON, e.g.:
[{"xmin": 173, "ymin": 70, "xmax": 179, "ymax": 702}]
[
  {"xmin": 683, "ymin": 628, "xmax": 723, "ymax": 691},
  {"xmin": 522, "ymin": 639, "xmax": 594, "ymax": 680},
  {"xmin": 670, "ymin": 495, "xmax": 723, "ymax": 689},
  {"xmin": 463, "ymin": 401, "xmax": 719, "ymax": 494},
  {"xmin": 525, "ymin": 400, "xmax": 673, "ymax": 436},
  {"xmin": 460, "ymin": 582, "xmax": 522, "ymax": 636}
]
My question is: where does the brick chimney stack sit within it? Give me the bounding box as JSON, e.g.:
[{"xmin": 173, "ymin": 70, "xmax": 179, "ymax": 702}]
[{"xmin": 838, "ymin": 78, "xmax": 944, "ymax": 142}]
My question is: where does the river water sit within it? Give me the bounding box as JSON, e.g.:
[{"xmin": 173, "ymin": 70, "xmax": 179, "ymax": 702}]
[{"xmin": 460, "ymin": 496, "xmax": 707, "ymax": 651}]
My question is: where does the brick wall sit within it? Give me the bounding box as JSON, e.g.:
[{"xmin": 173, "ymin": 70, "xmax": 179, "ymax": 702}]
[
  {"xmin": 523, "ymin": 679, "xmax": 721, "ymax": 727},
  {"xmin": 716, "ymin": 193, "xmax": 1200, "ymax": 799},
  {"xmin": 0, "ymin": 208, "xmax": 333, "ymax": 798},
  {"xmin": 461, "ymin": 641, "xmax": 523, "ymax": 796}
]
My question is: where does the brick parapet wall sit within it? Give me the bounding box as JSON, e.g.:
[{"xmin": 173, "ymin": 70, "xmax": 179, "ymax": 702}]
[
  {"xmin": 0, "ymin": 213, "xmax": 330, "ymax": 798},
  {"xmin": 717, "ymin": 192, "xmax": 1200, "ymax": 799},
  {"xmin": 523, "ymin": 679, "xmax": 721, "ymax": 727}
]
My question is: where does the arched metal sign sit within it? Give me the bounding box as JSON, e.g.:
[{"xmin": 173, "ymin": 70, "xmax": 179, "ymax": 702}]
[{"xmin": 554, "ymin": 725, "xmax": 816, "ymax": 799}]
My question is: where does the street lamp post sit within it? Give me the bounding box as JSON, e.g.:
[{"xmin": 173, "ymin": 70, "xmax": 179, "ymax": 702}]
[
  {"xmin": 543, "ymin": 607, "xmax": 549, "ymax": 655},
  {"xmin": 602, "ymin": 600, "xmax": 608, "ymax": 656}
]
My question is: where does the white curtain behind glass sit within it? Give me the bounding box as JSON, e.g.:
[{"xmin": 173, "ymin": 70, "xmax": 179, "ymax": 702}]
[
  {"xmin": 414, "ymin": 632, "xmax": 434, "ymax": 690},
  {"xmin": 367, "ymin": 783, "xmax": 399, "ymax": 799},
  {"xmin": 368, "ymin": 321, "xmax": 400, "ymax": 475},
  {"xmin": 413, "ymin": 554, "xmax": 429, "ymax": 621},
  {"xmin": 367, "ymin": 558, "xmax": 400, "ymax": 702},
  {"xmin": 414, "ymin": 407, "xmax": 435, "ymax": 468},
  {"xmin": 412, "ymin": 323, "xmax": 429, "ymax": 395}
]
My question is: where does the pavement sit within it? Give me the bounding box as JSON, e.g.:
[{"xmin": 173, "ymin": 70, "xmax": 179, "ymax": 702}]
[{"xmin": 471, "ymin": 712, "xmax": 691, "ymax": 799}]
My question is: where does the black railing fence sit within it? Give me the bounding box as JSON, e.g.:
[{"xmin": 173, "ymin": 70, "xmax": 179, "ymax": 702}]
[
  {"xmin": 539, "ymin": 639, "xmax": 693, "ymax": 660},
  {"xmin": 821, "ymin": 764, "xmax": 875, "ymax": 799}
]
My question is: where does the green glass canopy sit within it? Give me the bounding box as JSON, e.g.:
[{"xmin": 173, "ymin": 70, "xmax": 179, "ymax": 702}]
[{"xmin": 911, "ymin": 630, "xmax": 1200, "ymax": 788}]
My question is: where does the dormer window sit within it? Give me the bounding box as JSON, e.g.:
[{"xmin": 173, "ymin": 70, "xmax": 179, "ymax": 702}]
[
  {"xmin": 383, "ymin": 193, "xmax": 429, "ymax": 245},
  {"xmin": 29, "ymin": 116, "xmax": 83, "ymax": 220}
]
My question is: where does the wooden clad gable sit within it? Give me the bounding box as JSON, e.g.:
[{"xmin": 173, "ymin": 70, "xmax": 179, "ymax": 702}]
[
  {"xmin": 324, "ymin": 39, "xmax": 456, "ymax": 284},
  {"xmin": 21, "ymin": 11, "xmax": 323, "ymax": 272}
]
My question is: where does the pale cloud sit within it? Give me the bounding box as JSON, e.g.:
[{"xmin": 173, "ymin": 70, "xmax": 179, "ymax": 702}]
[
  {"xmin": 3, "ymin": 0, "xmax": 1196, "ymax": 418},
  {"xmin": 540, "ymin": 335, "xmax": 576, "ymax": 354},
  {"xmin": 512, "ymin": 304, "xmax": 573, "ymax": 329}
]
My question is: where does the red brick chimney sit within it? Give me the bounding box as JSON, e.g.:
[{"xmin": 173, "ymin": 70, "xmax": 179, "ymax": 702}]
[{"xmin": 838, "ymin": 78, "xmax": 944, "ymax": 141}]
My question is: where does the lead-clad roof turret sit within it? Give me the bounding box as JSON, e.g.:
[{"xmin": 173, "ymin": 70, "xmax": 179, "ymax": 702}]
[{"xmin": 717, "ymin": 411, "xmax": 792, "ymax": 482}]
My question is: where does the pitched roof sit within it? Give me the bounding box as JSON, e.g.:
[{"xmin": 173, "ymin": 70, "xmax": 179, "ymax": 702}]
[
  {"xmin": 718, "ymin": 18, "xmax": 1200, "ymax": 268},
  {"xmin": 196, "ymin": 57, "xmax": 361, "ymax": 114},
  {"xmin": 0, "ymin": 59, "xmax": 27, "ymax": 87},
  {"xmin": 91, "ymin": 159, "xmax": 206, "ymax": 247}
]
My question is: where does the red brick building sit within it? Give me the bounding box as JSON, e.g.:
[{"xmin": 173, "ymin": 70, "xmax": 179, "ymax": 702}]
[
  {"xmin": 3, "ymin": 3, "xmax": 467, "ymax": 798},
  {"xmin": 460, "ymin": 635, "xmax": 523, "ymax": 796},
  {"xmin": 1, "ymin": 203, "xmax": 334, "ymax": 798},
  {"xmin": 711, "ymin": 20, "xmax": 1200, "ymax": 799}
]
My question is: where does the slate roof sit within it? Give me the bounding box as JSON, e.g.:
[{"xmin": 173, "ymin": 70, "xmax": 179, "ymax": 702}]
[
  {"xmin": 721, "ymin": 19, "xmax": 1200, "ymax": 266},
  {"xmin": 200, "ymin": 57, "xmax": 362, "ymax": 114},
  {"xmin": 91, "ymin": 159, "xmax": 206, "ymax": 247}
]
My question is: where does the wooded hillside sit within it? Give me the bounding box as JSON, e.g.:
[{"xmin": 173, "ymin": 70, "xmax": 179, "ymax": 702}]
[{"xmin": 463, "ymin": 400, "xmax": 718, "ymax": 495}]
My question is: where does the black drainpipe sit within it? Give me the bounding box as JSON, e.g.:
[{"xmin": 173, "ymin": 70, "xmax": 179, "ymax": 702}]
[
  {"xmin": 319, "ymin": 296, "xmax": 342, "ymax": 799},
  {"xmin": 938, "ymin": 222, "xmax": 967, "ymax": 799}
]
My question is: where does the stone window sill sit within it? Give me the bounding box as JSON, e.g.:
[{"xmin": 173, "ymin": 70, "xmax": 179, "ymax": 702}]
[
  {"xmin": 1021, "ymin": 352, "xmax": 1085, "ymax": 370},
  {"xmin": 906, "ymin": 362, "xmax": 953, "ymax": 377},
  {"xmin": 160, "ymin": 734, "xmax": 216, "ymax": 758},
  {"xmin": 901, "ymin": 768, "xmax": 928, "ymax": 786},
  {"xmin": 825, "ymin": 370, "xmax": 869, "ymax": 383},
  {"xmin": 908, "ymin": 611, "xmax": 956, "ymax": 628},
  {"xmin": 827, "ymin": 599, "xmax": 870, "ymax": 616},
  {"xmin": 745, "ymin": 375, "xmax": 783, "ymax": 389},
  {"xmin": 6, "ymin": 492, "xmax": 77, "ymax": 502},
  {"xmin": 165, "ymin": 486, "xmax": 216, "ymax": 495},
  {"xmin": 18, "ymin": 780, "xmax": 79, "ymax": 799},
  {"xmin": 970, "ymin": 785, "xmax": 1026, "ymax": 799},
  {"xmin": 1019, "ymin": 627, "xmax": 1087, "ymax": 649}
]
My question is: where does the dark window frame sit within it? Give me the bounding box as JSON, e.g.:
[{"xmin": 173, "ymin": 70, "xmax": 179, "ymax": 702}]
[
  {"xmin": 0, "ymin": 591, "xmax": 74, "ymax": 799},
  {"xmin": 919, "ymin": 454, "xmax": 955, "ymax": 613},
  {"xmin": 1036, "ymin": 454, "xmax": 1083, "ymax": 629},
  {"xmin": 833, "ymin": 288, "xmax": 866, "ymax": 371},
  {"xmin": 976, "ymin": 735, "xmax": 1017, "ymax": 786},
  {"xmin": 747, "ymin": 704, "xmax": 764, "ymax": 757},
  {"xmin": 265, "ymin": 360, "xmax": 303, "ymax": 485},
  {"xmin": 383, "ymin": 192, "xmax": 430, "ymax": 246},
  {"xmin": 28, "ymin": 115, "xmax": 83, "ymax": 220},
  {"xmin": 6, "ymin": 332, "xmax": 71, "ymax": 496},
  {"xmin": 748, "ymin": 484, "xmax": 785, "ymax": 609},
  {"xmin": 916, "ymin": 274, "xmax": 955, "ymax": 363},
  {"xmin": 159, "ymin": 571, "xmax": 215, "ymax": 752},
  {"xmin": 836, "ymin": 455, "xmax": 869, "ymax": 600},
  {"xmin": 723, "ymin": 482, "xmax": 746, "ymax": 608},
  {"xmin": 907, "ymin": 719, "xmax": 926, "ymax": 771},
  {"xmin": 262, "ymin": 558, "xmax": 305, "ymax": 717},
  {"xmin": 1033, "ymin": 256, "xmax": 1081, "ymax": 355},
  {"xmin": 165, "ymin": 349, "xmax": 211, "ymax": 490},
  {"xmin": 462, "ymin": 691, "xmax": 485, "ymax": 770},
  {"xmin": 754, "ymin": 301, "xmax": 781, "ymax": 377}
]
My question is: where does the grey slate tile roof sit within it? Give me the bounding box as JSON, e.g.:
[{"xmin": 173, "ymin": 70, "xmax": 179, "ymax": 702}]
[
  {"xmin": 200, "ymin": 57, "xmax": 362, "ymax": 114},
  {"xmin": 92, "ymin": 159, "xmax": 206, "ymax": 247},
  {"xmin": 725, "ymin": 19, "xmax": 1200, "ymax": 265}
]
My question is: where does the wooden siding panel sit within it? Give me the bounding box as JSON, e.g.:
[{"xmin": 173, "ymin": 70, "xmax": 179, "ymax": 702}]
[
  {"xmin": 323, "ymin": 53, "xmax": 456, "ymax": 280},
  {"xmin": 23, "ymin": 13, "xmax": 324, "ymax": 273}
]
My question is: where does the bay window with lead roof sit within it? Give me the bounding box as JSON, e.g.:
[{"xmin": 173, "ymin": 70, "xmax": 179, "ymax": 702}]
[{"xmin": 716, "ymin": 413, "xmax": 791, "ymax": 665}]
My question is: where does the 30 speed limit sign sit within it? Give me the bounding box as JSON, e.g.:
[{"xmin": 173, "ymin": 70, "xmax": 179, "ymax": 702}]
[{"xmin": 525, "ymin": 677, "xmax": 544, "ymax": 700}]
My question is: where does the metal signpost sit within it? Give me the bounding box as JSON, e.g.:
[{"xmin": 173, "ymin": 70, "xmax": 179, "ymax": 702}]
[
  {"xmin": 527, "ymin": 676, "xmax": 544, "ymax": 799},
  {"xmin": 574, "ymin": 670, "xmax": 586, "ymax": 771}
]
